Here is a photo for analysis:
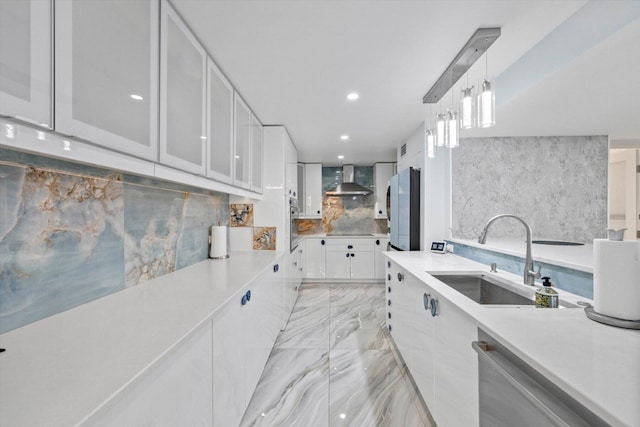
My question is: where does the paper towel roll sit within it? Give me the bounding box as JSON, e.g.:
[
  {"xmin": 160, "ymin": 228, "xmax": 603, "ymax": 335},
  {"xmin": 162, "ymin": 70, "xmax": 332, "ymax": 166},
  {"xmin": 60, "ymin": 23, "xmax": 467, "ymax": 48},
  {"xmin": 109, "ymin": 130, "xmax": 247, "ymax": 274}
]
[
  {"xmin": 209, "ymin": 226, "xmax": 229, "ymax": 259},
  {"xmin": 593, "ymin": 239, "xmax": 640, "ymax": 320}
]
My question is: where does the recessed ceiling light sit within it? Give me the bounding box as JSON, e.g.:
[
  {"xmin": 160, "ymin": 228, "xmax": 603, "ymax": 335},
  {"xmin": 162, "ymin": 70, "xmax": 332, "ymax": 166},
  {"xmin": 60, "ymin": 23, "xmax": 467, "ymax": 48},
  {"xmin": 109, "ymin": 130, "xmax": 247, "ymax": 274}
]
[
  {"xmin": 338, "ymin": 155, "xmax": 344, "ymax": 159},
  {"xmin": 347, "ymin": 92, "xmax": 359, "ymax": 101},
  {"xmin": 340, "ymin": 135, "xmax": 349, "ymax": 141},
  {"xmin": 200, "ymin": 135, "xmax": 207, "ymax": 140},
  {"xmin": 130, "ymin": 94, "xmax": 144, "ymax": 101}
]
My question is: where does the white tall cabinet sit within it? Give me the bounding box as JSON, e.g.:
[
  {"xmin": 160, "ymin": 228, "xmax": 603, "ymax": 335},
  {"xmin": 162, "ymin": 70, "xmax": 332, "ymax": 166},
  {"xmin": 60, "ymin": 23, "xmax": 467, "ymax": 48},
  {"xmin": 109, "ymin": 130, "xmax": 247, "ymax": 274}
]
[
  {"xmin": 55, "ymin": 0, "xmax": 159, "ymax": 160},
  {"xmin": 206, "ymin": 58, "xmax": 234, "ymax": 183},
  {"xmin": 160, "ymin": 0, "xmax": 206, "ymax": 175},
  {"xmin": 0, "ymin": 0, "xmax": 52, "ymax": 127},
  {"xmin": 374, "ymin": 162, "xmax": 394, "ymax": 219},
  {"xmin": 303, "ymin": 163, "xmax": 323, "ymax": 218}
]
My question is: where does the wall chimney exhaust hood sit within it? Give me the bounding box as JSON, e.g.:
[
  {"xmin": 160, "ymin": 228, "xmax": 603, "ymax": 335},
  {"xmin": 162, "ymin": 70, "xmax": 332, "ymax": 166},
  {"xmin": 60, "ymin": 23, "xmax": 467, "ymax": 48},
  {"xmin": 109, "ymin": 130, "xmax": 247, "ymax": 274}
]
[{"xmin": 325, "ymin": 165, "xmax": 373, "ymax": 196}]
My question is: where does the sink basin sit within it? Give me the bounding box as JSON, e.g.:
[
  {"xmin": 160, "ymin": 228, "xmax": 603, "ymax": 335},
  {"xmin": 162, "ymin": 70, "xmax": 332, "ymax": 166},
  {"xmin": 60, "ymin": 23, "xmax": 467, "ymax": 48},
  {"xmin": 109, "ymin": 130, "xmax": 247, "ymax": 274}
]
[{"xmin": 430, "ymin": 274, "xmax": 535, "ymax": 306}]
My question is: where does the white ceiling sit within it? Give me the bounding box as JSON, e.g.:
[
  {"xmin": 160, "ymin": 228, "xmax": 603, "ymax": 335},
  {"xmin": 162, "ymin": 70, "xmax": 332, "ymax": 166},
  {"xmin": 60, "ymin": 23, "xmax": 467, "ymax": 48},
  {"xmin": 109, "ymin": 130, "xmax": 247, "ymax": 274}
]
[{"xmin": 171, "ymin": 0, "xmax": 640, "ymax": 165}]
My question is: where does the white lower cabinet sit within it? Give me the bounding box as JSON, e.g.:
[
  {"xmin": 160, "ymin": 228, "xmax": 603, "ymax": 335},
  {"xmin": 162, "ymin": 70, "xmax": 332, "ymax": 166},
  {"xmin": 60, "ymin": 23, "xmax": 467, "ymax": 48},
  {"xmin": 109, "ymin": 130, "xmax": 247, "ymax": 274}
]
[
  {"xmin": 213, "ymin": 261, "xmax": 284, "ymax": 426},
  {"xmin": 91, "ymin": 321, "xmax": 214, "ymax": 426},
  {"xmin": 304, "ymin": 237, "xmax": 326, "ymax": 279},
  {"xmin": 433, "ymin": 296, "xmax": 479, "ymax": 427},
  {"xmin": 325, "ymin": 238, "xmax": 375, "ymax": 279},
  {"xmin": 374, "ymin": 237, "xmax": 390, "ymax": 279},
  {"xmin": 385, "ymin": 259, "xmax": 479, "ymax": 427}
]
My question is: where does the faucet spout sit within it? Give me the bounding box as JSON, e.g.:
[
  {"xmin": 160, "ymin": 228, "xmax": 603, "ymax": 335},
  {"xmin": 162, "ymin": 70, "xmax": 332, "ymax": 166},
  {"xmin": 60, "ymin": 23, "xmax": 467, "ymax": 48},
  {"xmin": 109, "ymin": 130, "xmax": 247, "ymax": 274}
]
[{"xmin": 478, "ymin": 214, "xmax": 540, "ymax": 285}]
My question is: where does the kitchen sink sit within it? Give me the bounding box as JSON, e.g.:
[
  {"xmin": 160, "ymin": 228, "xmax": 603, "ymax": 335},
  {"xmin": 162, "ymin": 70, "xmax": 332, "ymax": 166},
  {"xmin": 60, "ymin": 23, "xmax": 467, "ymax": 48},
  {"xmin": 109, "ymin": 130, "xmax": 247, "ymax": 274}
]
[{"xmin": 430, "ymin": 274, "xmax": 535, "ymax": 306}]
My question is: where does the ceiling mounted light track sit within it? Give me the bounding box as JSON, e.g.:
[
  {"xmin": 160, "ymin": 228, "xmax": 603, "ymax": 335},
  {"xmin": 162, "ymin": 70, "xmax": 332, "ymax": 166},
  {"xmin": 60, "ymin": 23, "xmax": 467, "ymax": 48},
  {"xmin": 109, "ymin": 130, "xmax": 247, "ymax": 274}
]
[{"xmin": 422, "ymin": 27, "xmax": 501, "ymax": 105}]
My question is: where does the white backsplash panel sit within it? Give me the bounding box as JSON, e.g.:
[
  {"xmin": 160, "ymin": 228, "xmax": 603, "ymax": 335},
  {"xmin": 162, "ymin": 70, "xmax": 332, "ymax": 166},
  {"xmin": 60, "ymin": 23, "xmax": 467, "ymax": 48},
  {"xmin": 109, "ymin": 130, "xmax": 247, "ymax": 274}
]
[{"xmin": 452, "ymin": 136, "xmax": 608, "ymax": 243}]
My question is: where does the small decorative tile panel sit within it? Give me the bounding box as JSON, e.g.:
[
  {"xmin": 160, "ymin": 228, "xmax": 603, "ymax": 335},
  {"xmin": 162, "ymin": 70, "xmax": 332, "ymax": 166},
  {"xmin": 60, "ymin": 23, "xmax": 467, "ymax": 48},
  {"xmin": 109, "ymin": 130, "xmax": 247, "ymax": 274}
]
[
  {"xmin": 253, "ymin": 227, "xmax": 276, "ymax": 250},
  {"xmin": 230, "ymin": 203, "xmax": 254, "ymax": 227}
]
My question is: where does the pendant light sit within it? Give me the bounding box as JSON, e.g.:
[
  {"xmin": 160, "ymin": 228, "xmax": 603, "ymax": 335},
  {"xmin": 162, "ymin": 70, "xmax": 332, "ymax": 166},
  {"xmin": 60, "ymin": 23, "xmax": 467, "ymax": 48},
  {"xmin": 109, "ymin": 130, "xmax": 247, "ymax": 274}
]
[
  {"xmin": 460, "ymin": 73, "xmax": 474, "ymax": 129},
  {"xmin": 478, "ymin": 50, "xmax": 495, "ymax": 128},
  {"xmin": 436, "ymin": 112, "xmax": 446, "ymax": 147},
  {"xmin": 446, "ymin": 110, "xmax": 459, "ymax": 148},
  {"xmin": 425, "ymin": 105, "xmax": 436, "ymax": 158}
]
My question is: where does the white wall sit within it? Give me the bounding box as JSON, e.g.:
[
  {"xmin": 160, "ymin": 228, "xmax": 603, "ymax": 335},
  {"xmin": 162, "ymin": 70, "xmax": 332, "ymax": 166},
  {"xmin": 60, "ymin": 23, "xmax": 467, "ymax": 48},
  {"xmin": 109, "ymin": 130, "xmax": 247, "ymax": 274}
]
[{"xmin": 396, "ymin": 121, "xmax": 451, "ymax": 249}]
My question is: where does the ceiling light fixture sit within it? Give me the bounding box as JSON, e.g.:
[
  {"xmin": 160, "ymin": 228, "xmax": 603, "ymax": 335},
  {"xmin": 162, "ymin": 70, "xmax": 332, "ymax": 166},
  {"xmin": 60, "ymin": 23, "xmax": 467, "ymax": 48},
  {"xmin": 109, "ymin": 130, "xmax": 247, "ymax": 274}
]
[
  {"xmin": 340, "ymin": 135, "xmax": 349, "ymax": 140},
  {"xmin": 130, "ymin": 94, "xmax": 144, "ymax": 101},
  {"xmin": 460, "ymin": 74, "xmax": 475, "ymax": 129},
  {"xmin": 446, "ymin": 110, "xmax": 459, "ymax": 148},
  {"xmin": 422, "ymin": 28, "xmax": 500, "ymax": 105},
  {"xmin": 337, "ymin": 155, "xmax": 344, "ymax": 159},
  {"xmin": 436, "ymin": 112, "xmax": 446, "ymax": 147},
  {"xmin": 426, "ymin": 128, "xmax": 435, "ymax": 158},
  {"xmin": 347, "ymin": 92, "xmax": 359, "ymax": 101}
]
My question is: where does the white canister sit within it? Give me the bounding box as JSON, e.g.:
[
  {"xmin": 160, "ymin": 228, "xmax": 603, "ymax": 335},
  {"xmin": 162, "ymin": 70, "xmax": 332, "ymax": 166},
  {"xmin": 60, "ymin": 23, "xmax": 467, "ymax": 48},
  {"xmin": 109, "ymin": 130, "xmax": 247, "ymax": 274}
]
[{"xmin": 209, "ymin": 226, "xmax": 229, "ymax": 259}]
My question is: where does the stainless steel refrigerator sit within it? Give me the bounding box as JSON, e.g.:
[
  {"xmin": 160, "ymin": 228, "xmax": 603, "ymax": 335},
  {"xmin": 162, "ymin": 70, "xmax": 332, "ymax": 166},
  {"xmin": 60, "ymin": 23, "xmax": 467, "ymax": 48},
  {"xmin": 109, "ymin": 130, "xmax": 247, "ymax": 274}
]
[{"xmin": 389, "ymin": 167, "xmax": 420, "ymax": 251}]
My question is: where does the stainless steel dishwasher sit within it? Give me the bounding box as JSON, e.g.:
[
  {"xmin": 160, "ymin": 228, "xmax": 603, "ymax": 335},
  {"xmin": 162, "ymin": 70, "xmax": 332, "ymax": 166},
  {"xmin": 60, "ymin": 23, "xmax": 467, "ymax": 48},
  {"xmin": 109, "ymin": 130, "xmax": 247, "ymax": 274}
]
[{"xmin": 473, "ymin": 330, "xmax": 609, "ymax": 427}]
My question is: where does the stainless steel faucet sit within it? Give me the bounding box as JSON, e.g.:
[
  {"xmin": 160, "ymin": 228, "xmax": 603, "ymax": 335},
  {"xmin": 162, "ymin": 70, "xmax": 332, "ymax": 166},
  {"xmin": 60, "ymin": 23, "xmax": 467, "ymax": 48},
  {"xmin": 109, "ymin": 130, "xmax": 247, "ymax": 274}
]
[{"xmin": 478, "ymin": 214, "xmax": 541, "ymax": 285}]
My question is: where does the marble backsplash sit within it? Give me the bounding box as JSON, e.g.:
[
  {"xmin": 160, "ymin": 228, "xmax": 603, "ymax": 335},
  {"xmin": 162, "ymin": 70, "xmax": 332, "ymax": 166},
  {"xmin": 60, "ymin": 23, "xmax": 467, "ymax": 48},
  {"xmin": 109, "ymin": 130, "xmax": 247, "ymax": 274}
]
[
  {"xmin": 298, "ymin": 195, "xmax": 388, "ymax": 235},
  {"xmin": 0, "ymin": 149, "xmax": 228, "ymax": 333},
  {"xmin": 451, "ymin": 136, "xmax": 608, "ymax": 243}
]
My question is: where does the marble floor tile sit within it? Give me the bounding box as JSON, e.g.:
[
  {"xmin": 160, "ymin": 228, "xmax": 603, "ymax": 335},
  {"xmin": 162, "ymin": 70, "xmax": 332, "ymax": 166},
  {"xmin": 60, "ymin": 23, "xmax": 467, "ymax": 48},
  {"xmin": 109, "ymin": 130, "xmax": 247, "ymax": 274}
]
[
  {"xmin": 247, "ymin": 282, "xmax": 433, "ymax": 427},
  {"xmin": 274, "ymin": 304, "xmax": 330, "ymax": 349},
  {"xmin": 328, "ymin": 349, "xmax": 429, "ymax": 427},
  {"xmin": 241, "ymin": 348, "xmax": 329, "ymax": 427}
]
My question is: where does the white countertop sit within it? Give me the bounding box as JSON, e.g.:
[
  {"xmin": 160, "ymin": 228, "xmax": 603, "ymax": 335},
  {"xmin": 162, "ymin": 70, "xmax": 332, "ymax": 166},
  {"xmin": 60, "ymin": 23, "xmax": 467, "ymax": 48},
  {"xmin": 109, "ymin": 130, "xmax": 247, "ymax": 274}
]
[
  {"xmin": 0, "ymin": 251, "xmax": 282, "ymax": 427},
  {"xmin": 449, "ymin": 238, "xmax": 594, "ymax": 272},
  {"xmin": 301, "ymin": 233, "xmax": 390, "ymax": 238},
  {"xmin": 384, "ymin": 250, "xmax": 640, "ymax": 427}
]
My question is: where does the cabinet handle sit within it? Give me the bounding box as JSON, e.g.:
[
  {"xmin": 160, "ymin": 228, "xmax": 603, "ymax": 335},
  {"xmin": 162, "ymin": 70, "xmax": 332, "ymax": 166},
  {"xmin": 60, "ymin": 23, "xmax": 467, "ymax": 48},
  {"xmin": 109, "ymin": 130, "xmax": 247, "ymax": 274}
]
[
  {"xmin": 397, "ymin": 272, "xmax": 404, "ymax": 282},
  {"xmin": 423, "ymin": 293, "xmax": 430, "ymax": 310},
  {"xmin": 388, "ymin": 299, "xmax": 392, "ymax": 306},
  {"xmin": 388, "ymin": 286, "xmax": 391, "ymax": 293},
  {"xmin": 388, "ymin": 312, "xmax": 392, "ymax": 319},
  {"xmin": 246, "ymin": 290, "xmax": 252, "ymax": 301},
  {"xmin": 241, "ymin": 295, "xmax": 247, "ymax": 305},
  {"xmin": 387, "ymin": 261, "xmax": 391, "ymax": 269},
  {"xmin": 273, "ymin": 264, "xmax": 279, "ymax": 273},
  {"xmin": 293, "ymin": 261, "xmax": 297, "ymax": 266},
  {"xmin": 376, "ymin": 239, "xmax": 380, "ymax": 245},
  {"xmin": 351, "ymin": 253, "xmax": 355, "ymax": 257},
  {"xmin": 321, "ymin": 240, "xmax": 325, "ymax": 245},
  {"xmin": 388, "ymin": 325, "xmax": 392, "ymax": 332},
  {"xmin": 289, "ymin": 189, "xmax": 292, "ymax": 195},
  {"xmin": 379, "ymin": 209, "xmax": 383, "ymax": 214},
  {"xmin": 387, "ymin": 274, "xmax": 391, "ymax": 281},
  {"xmin": 345, "ymin": 253, "xmax": 350, "ymax": 258},
  {"xmin": 298, "ymin": 268, "xmax": 303, "ymax": 272},
  {"xmin": 430, "ymin": 298, "xmax": 438, "ymax": 317},
  {"xmin": 293, "ymin": 191, "xmax": 296, "ymax": 197},
  {"xmin": 348, "ymin": 245, "xmax": 353, "ymax": 249},
  {"xmin": 317, "ymin": 210, "xmax": 320, "ymax": 214}
]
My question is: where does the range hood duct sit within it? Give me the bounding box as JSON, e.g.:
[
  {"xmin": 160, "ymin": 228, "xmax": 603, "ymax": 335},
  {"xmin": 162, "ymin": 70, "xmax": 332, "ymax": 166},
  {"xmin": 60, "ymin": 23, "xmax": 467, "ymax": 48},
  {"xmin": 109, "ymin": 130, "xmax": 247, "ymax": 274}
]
[{"xmin": 325, "ymin": 165, "xmax": 373, "ymax": 196}]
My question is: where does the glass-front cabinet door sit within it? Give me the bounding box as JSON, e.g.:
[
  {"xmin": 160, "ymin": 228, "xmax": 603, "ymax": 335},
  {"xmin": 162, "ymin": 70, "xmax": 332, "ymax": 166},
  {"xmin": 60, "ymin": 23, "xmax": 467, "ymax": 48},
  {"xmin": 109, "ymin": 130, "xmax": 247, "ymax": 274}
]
[
  {"xmin": 234, "ymin": 92, "xmax": 251, "ymax": 189},
  {"xmin": 206, "ymin": 58, "xmax": 234, "ymax": 184},
  {"xmin": 0, "ymin": 0, "xmax": 52, "ymax": 128},
  {"xmin": 160, "ymin": 0, "xmax": 206, "ymax": 175},
  {"xmin": 55, "ymin": 0, "xmax": 159, "ymax": 160},
  {"xmin": 250, "ymin": 113, "xmax": 263, "ymax": 193}
]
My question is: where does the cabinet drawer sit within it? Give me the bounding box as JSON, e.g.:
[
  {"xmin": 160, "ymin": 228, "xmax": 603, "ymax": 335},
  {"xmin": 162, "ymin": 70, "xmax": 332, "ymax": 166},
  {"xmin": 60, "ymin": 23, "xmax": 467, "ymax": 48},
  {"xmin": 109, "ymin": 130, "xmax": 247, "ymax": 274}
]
[{"xmin": 325, "ymin": 238, "xmax": 374, "ymax": 252}]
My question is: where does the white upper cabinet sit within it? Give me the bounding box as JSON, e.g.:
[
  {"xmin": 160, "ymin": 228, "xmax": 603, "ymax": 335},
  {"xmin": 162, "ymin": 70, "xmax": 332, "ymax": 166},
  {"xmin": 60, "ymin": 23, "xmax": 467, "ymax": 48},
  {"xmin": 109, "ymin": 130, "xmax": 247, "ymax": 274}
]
[
  {"xmin": 55, "ymin": 0, "xmax": 159, "ymax": 160},
  {"xmin": 284, "ymin": 135, "xmax": 298, "ymax": 199},
  {"xmin": 250, "ymin": 113, "xmax": 263, "ymax": 193},
  {"xmin": 374, "ymin": 162, "xmax": 394, "ymax": 219},
  {"xmin": 234, "ymin": 92, "xmax": 251, "ymax": 189},
  {"xmin": 304, "ymin": 163, "xmax": 323, "ymax": 218},
  {"xmin": 206, "ymin": 58, "xmax": 234, "ymax": 183},
  {"xmin": 0, "ymin": 0, "xmax": 52, "ymax": 127},
  {"xmin": 160, "ymin": 0, "xmax": 206, "ymax": 175}
]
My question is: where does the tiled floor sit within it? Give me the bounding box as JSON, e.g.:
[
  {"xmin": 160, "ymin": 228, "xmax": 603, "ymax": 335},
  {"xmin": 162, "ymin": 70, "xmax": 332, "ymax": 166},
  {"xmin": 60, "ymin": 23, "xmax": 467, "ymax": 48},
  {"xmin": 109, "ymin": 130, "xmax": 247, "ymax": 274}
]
[{"xmin": 240, "ymin": 282, "xmax": 434, "ymax": 427}]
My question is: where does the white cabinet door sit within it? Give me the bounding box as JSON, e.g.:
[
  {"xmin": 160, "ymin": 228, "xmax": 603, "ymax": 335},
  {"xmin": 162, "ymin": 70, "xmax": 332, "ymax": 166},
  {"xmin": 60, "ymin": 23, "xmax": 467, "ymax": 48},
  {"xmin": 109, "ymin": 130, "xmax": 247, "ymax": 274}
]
[
  {"xmin": 304, "ymin": 163, "xmax": 323, "ymax": 218},
  {"xmin": 433, "ymin": 296, "xmax": 479, "ymax": 427},
  {"xmin": 297, "ymin": 163, "xmax": 305, "ymax": 211},
  {"xmin": 389, "ymin": 266, "xmax": 414, "ymax": 366},
  {"xmin": 160, "ymin": 0, "xmax": 206, "ymax": 175},
  {"xmin": 374, "ymin": 237, "xmax": 390, "ymax": 279},
  {"xmin": 284, "ymin": 133, "xmax": 297, "ymax": 198},
  {"xmin": 213, "ymin": 296, "xmax": 246, "ymax": 427},
  {"xmin": 92, "ymin": 321, "xmax": 213, "ymax": 426},
  {"xmin": 349, "ymin": 251, "xmax": 375, "ymax": 279},
  {"xmin": 55, "ymin": 0, "xmax": 159, "ymax": 160},
  {"xmin": 0, "ymin": 0, "xmax": 52, "ymax": 127},
  {"xmin": 304, "ymin": 238, "xmax": 326, "ymax": 279},
  {"xmin": 206, "ymin": 58, "xmax": 234, "ymax": 183},
  {"xmin": 406, "ymin": 275, "xmax": 435, "ymax": 413},
  {"xmin": 373, "ymin": 163, "xmax": 394, "ymax": 219},
  {"xmin": 326, "ymin": 250, "xmax": 351, "ymax": 279},
  {"xmin": 250, "ymin": 113, "xmax": 263, "ymax": 193},
  {"xmin": 234, "ymin": 92, "xmax": 251, "ymax": 189}
]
